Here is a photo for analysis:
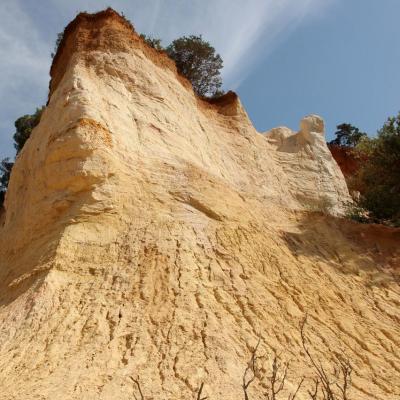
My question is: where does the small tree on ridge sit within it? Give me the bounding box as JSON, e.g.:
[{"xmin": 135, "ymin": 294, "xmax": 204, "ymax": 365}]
[{"xmin": 166, "ymin": 35, "xmax": 223, "ymax": 97}]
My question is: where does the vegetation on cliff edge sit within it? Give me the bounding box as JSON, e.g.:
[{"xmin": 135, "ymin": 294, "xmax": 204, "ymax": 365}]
[
  {"xmin": 0, "ymin": 108, "xmax": 43, "ymax": 208},
  {"xmin": 330, "ymin": 117, "xmax": 400, "ymax": 226}
]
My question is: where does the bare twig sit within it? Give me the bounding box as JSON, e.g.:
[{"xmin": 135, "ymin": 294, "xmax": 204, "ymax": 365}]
[
  {"xmin": 130, "ymin": 376, "xmax": 145, "ymax": 400},
  {"xmin": 288, "ymin": 377, "xmax": 305, "ymax": 400},
  {"xmin": 243, "ymin": 338, "xmax": 261, "ymax": 400},
  {"xmin": 127, "ymin": 317, "xmax": 353, "ymax": 400},
  {"xmin": 308, "ymin": 378, "xmax": 319, "ymax": 400},
  {"xmin": 196, "ymin": 382, "xmax": 208, "ymax": 400},
  {"xmin": 265, "ymin": 353, "xmax": 304, "ymax": 400},
  {"xmin": 300, "ymin": 316, "xmax": 334, "ymax": 400},
  {"xmin": 242, "ymin": 337, "xmax": 305, "ymax": 400},
  {"xmin": 300, "ymin": 316, "xmax": 353, "ymax": 400},
  {"xmin": 336, "ymin": 356, "xmax": 352, "ymax": 400}
]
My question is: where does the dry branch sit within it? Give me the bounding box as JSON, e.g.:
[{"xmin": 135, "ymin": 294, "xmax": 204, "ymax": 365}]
[
  {"xmin": 196, "ymin": 382, "xmax": 208, "ymax": 400},
  {"xmin": 300, "ymin": 316, "xmax": 353, "ymax": 400},
  {"xmin": 130, "ymin": 376, "xmax": 145, "ymax": 400},
  {"xmin": 243, "ymin": 338, "xmax": 261, "ymax": 400}
]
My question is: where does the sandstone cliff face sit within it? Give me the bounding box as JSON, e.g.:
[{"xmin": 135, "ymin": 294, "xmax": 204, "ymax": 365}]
[
  {"xmin": 328, "ymin": 145, "xmax": 360, "ymax": 180},
  {"xmin": 328, "ymin": 145, "xmax": 362, "ymax": 198},
  {"xmin": 0, "ymin": 9, "xmax": 399, "ymax": 400}
]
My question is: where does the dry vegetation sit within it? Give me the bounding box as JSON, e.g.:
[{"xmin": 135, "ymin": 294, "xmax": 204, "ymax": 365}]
[{"xmin": 132, "ymin": 317, "xmax": 354, "ymax": 400}]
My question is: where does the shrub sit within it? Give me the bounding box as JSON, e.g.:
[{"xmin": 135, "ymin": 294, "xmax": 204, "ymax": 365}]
[
  {"xmin": 0, "ymin": 107, "xmax": 44, "ymax": 208},
  {"xmin": 166, "ymin": 35, "xmax": 223, "ymax": 97},
  {"xmin": 140, "ymin": 34, "xmax": 163, "ymax": 50},
  {"xmin": 354, "ymin": 114, "xmax": 400, "ymax": 226},
  {"xmin": 13, "ymin": 107, "xmax": 44, "ymax": 154},
  {"xmin": 0, "ymin": 158, "xmax": 14, "ymax": 208},
  {"xmin": 345, "ymin": 202, "xmax": 370, "ymax": 224},
  {"xmin": 51, "ymin": 32, "xmax": 64, "ymax": 58}
]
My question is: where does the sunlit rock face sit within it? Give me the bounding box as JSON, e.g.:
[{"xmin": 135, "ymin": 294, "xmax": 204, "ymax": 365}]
[
  {"xmin": 0, "ymin": 9, "xmax": 399, "ymax": 400},
  {"xmin": 264, "ymin": 114, "xmax": 351, "ymax": 214}
]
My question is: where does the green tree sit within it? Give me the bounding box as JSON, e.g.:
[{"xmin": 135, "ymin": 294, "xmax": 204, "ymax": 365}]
[
  {"xmin": 355, "ymin": 113, "xmax": 400, "ymax": 225},
  {"xmin": 0, "ymin": 158, "xmax": 14, "ymax": 208},
  {"xmin": 140, "ymin": 34, "xmax": 163, "ymax": 50},
  {"xmin": 329, "ymin": 123, "xmax": 367, "ymax": 147},
  {"xmin": 0, "ymin": 107, "xmax": 44, "ymax": 208},
  {"xmin": 51, "ymin": 32, "xmax": 64, "ymax": 58},
  {"xmin": 166, "ymin": 35, "xmax": 223, "ymax": 97},
  {"xmin": 13, "ymin": 107, "xmax": 44, "ymax": 154}
]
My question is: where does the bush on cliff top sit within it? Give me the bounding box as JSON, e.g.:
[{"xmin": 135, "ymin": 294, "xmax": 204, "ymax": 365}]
[
  {"xmin": 139, "ymin": 32, "xmax": 224, "ymax": 98},
  {"xmin": 51, "ymin": 12, "xmax": 224, "ymax": 98},
  {"xmin": 51, "ymin": 32, "xmax": 64, "ymax": 58},
  {"xmin": 13, "ymin": 107, "xmax": 44, "ymax": 154},
  {"xmin": 3, "ymin": 24, "xmax": 225, "ymax": 208},
  {"xmin": 0, "ymin": 107, "xmax": 43, "ymax": 208},
  {"xmin": 332, "ymin": 116, "xmax": 400, "ymax": 226},
  {"xmin": 139, "ymin": 34, "xmax": 163, "ymax": 51},
  {"xmin": 165, "ymin": 35, "xmax": 224, "ymax": 97},
  {"xmin": 0, "ymin": 158, "xmax": 13, "ymax": 207},
  {"xmin": 354, "ymin": 114, "xmax": 400, "ymax": 225},
  {"xmin": 329, "ymin": 123, "xmax": 367, "ymax": 147}
]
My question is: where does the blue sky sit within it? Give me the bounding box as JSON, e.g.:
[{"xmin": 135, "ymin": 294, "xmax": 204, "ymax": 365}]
[{"xmin": 1, "ymin": 0, "xmax": 399, "ymax": 160}]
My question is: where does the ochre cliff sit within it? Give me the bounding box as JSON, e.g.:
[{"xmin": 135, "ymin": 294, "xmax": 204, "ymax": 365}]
[
  {"xmin": 0, "ymin": 9, "xmax": 399, "ymax": 400},
  {"xmin": 328, "ymin": 144, "xmax": 361, "ymax": 191},
  {"xmin": 328, "ymin": 145, "xmax": 359, "ymax": 179}
]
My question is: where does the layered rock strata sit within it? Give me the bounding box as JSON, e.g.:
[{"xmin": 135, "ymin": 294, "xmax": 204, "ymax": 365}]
[{"xmin": 0, "ymin": 9, "xmax": 399, "ymax": 400}]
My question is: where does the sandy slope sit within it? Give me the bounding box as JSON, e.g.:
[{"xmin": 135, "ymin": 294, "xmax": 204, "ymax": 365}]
[{"xmin": 0, "ymin": 9, "xmax": 398, "ymax": 400}]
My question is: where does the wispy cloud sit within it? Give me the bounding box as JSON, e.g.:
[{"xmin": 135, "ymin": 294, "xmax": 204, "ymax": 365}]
[
  {"xmin": 122, "ymin": 0, "xmax": 335, "ymax": 88},
  {"xmin": 0, "ymin": 0, "xmax": 50, "ymax": 158},
  {"xmin": 0, "ymin": 0, "xmax": 334, "ymax": 159}
]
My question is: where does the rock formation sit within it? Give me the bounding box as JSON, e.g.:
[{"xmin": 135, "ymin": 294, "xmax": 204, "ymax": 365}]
[
  {"xmin": 0, "ymin": 8, "xmax": 399, "ymax": 400},
  {"xmin": 328, "ymin": 144, "xmax": 362, "ymax": 196},
  {"xmin": 328, "ymin": 145, "xmax": 359, "ymax": 179}
]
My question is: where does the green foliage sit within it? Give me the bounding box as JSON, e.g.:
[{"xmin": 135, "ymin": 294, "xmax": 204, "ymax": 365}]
[
  {"xmin": 354, "ymin": 113, "xmax": 400, "ymax": 226},
  {"xmin": 211, "ymin": 89, "xmax": 226, "ymax": 99},
  {"xmin": 140, "ymin": 34, "xmax": 163, "ymax": 50},
  {"xmin": 1, "ymin": 107, "xmax": 44, "ymax": 208},
  {"xmin": 329, "ymin": 123, "xmax": 367, "ymax": 147},
  {"xmin": 13, "ymin": 107, "xmax": 44, "ymax": 154},
  {"xmin": 166, "ymin": 35, "xmax": 223, "ymax": 97},
  {"xmin": 0, "ymin": 158, "xmax": 14, "ymax": 208},
  {"xmin": 51, "ymin": 32, "xmax": 64, "ymax": 58},
  {"xmin": 345, "ymin": 203, "xmax": 370, "ymax": 224}
]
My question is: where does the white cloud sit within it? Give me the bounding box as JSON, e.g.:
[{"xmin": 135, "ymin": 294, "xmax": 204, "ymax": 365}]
[
  {"xmin": 0, "ymin": 0, "xmax": 335, "ymax": 159},
  {"xmin": 47, "ymin": 0, "xmax": 335, "ymax": 87},
  {"xmin": 0, "ymin": 0, "xmax": 51, "ymax": 158},
  {"xmin": 119, "ymin": 0, "xmax": 335, "ymax": 88},
  {"xmin": 0, "ymin": 1, "xmax": 49, "ymax": 93}
]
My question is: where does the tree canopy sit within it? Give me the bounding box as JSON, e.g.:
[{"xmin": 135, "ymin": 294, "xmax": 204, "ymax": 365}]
[
  {"xmin": 0, "ymin": 107, "xmax": 43, "ymax": 208},
  {"xmin": 354, "ymin": 114, "xmax": 400, "ymax": 225},
  {"xmin": 51, "ymin": 32, "xmax": 64, "ymax": 58},
  {"xmin": 140, "ymin": 34, "xmax": 163, "ymax": 51},
  {"xmin": 329, "ymin": 123, "xmax": 367, "ymax": 147},
  {"xmin": 166, "ymin": 35, "xmax": 223, "ymax": 97},
  {"xmin": 0, "ymin": 158, "xmax": 13, "ymax": 207},
  {"xmin": 13, "ymin": 107, "xmax": 44, "ymax": 154},
  {"xmin": 140, "ymin": 33, "xmax": 225, "ymax": 97}
]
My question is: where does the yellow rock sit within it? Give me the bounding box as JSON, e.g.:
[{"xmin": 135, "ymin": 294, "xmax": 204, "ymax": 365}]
[{"xmin": 0, "ymin": 8, "xmax": 399, "ymax": 400}]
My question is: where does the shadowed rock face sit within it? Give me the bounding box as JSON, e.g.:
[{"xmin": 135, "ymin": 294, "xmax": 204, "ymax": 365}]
[
  {"xmin": 0, "ymin": 8, "xmax": 399, "ymax": 400},
  {"xmin": 328, "ymin": 144, "xmax": 361, "ymax": 182}
]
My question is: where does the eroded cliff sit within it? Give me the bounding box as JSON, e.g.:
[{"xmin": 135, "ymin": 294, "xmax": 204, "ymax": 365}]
[{"xmin": 0, "ymin": 9, "xmax": 399, "ymax": 400}]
